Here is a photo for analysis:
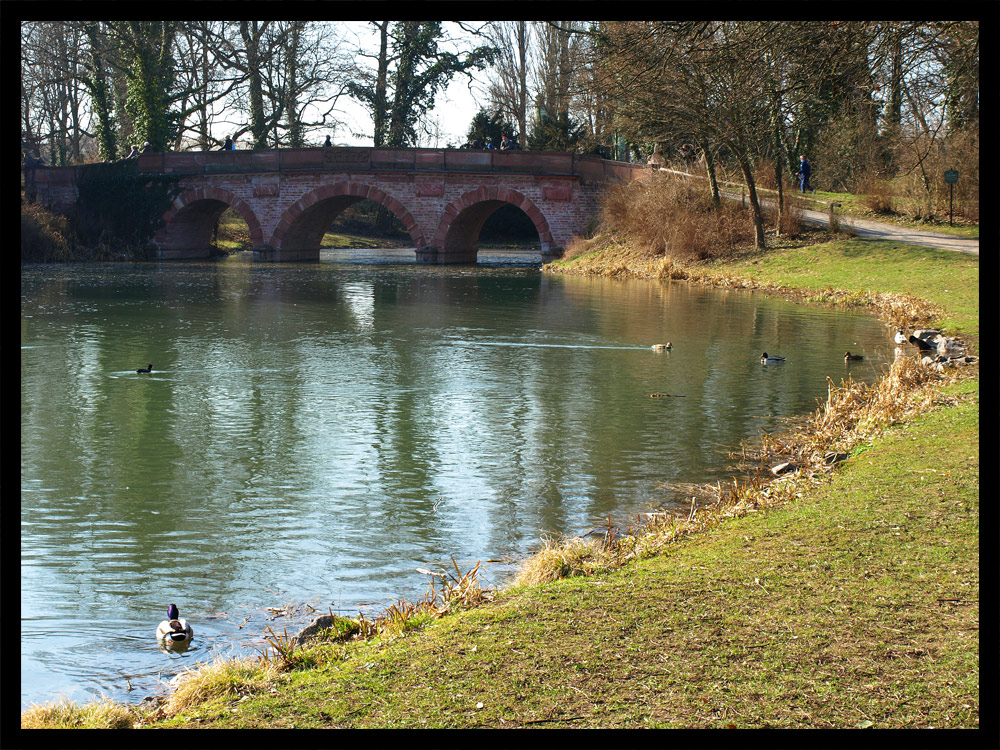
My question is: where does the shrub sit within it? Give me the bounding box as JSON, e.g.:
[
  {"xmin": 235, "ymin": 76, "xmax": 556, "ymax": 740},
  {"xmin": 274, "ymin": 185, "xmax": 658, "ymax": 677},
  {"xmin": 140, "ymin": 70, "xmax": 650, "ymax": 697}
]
[
  {"xmin": 600, "ymin": 174, "xmax": 748, "ymax": 262},
  {"xmin": 857, "ymin": 175, "xmax": 897, "ymax": 215},
  {"xmin": 21, "ymin": 203, "xmax": 72, "ymax": 263}
]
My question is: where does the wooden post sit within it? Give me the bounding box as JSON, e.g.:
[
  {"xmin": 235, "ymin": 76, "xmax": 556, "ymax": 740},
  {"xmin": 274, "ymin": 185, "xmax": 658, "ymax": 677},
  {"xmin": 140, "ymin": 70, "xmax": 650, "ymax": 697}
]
[{"xmin": 943, "ymin": 169, "xmax": 959, "ymax": 226}]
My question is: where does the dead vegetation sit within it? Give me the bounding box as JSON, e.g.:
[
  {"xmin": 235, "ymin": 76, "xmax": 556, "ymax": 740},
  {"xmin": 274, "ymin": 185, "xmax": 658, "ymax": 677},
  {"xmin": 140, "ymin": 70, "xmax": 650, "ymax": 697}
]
[{"xmin": 593, "ymin": 173, "xmax": 749, "ymax": 262}]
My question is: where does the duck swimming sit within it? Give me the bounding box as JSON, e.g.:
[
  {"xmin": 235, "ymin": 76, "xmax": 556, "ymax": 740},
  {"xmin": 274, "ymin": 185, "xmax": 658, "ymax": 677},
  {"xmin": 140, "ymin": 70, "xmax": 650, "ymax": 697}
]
[
  {"xmin": 844, "ymin": 352, "xmax": 864, "ymax": 361},
  {"xmin": 136, "ymin": 364, "xmax": 153, "ymax": 374},
  {"xmin": 651, "ymin": 342, "xmax": 672, "ymax": 352},
  {"xmin": 760, "ymin": 352, "xmax": 785, "ymax": 364},
  {"xmin": 156, "ymin": 604, "xmax": 193, "ymax": 646}
]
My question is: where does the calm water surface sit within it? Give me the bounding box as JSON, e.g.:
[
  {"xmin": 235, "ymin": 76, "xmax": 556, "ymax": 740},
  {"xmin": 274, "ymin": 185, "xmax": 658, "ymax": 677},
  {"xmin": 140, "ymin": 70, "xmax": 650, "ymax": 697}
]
[{"xmin": 21, "ymin": 248, "xmax": 893, "ymax": 707}]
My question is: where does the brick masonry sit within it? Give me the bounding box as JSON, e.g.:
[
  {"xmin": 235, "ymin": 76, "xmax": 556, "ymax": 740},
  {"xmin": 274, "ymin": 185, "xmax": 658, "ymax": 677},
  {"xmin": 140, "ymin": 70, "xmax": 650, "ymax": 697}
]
[{"xmin": 24, "ymin": 148, "xmax": 649, "ymax": 263}]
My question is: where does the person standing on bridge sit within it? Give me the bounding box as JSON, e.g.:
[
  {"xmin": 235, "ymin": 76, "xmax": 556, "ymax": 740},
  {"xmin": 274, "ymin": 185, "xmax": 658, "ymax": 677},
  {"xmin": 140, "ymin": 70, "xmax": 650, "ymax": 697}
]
[
  {"xmin": 324, "ymin": 135, "xmax": 332, "ymax": 147},
  {"xmin": 798, "ymin": 155, "xmax": 813, "ymax": 193},
  {"xmin": 219, "ymin": 136, "xmax": 234, "ymax": 151},
  {"xmin": 125, "ymin": 144, "xmax": 139, "ymax": 159}
]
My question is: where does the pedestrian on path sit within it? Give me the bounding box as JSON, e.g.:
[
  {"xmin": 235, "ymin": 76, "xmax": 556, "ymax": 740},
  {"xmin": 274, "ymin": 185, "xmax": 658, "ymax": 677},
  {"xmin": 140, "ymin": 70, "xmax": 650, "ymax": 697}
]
[{"xmin": 798, "ymin": 155, "xmax": 812, "ymax": 193}]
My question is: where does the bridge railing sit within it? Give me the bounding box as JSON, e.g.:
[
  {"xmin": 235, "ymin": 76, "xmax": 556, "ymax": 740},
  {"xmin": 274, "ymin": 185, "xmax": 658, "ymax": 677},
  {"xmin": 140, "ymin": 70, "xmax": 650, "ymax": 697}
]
[{"xmin": 26, "ymin": 147, "xmax": 650, "ymax": 184}]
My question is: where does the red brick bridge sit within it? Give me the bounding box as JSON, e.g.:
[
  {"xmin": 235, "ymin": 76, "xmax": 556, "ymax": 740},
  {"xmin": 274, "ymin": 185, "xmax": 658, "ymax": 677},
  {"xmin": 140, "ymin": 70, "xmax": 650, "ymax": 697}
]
[{"xmin": 26, "ymin": 147, "xmax": 647, "ymax": 263}]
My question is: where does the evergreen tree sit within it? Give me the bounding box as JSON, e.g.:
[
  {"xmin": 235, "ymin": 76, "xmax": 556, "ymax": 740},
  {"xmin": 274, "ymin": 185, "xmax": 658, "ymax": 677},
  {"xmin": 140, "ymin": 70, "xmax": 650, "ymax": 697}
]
[{"xmin": 465, "ymin": 108, "xmax": 517, "ymax": 147}]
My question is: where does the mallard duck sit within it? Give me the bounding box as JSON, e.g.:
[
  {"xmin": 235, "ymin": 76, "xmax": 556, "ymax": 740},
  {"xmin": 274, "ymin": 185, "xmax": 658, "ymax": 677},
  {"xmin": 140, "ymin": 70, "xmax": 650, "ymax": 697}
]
[
  {"xmin": 844, "ymin": 352, "xmax": 864, "ymax": 361},
  {"xmin": 651, "ymin": 342, "xmax": 672, "ymax": 352},
  {"xmin": 156, "ymin": 604, "xmax": 193, "ymax": 646},
  {"xmin": 760, "ymin": 352, "xmax": 785, "ymax": 364},
  {"xmin": 136, "ymin": 364, "xmax": 153, "ymax": 374},
  {"xmin": 907, "ymin": 334, "xmax": 935, "ymax": 351}
]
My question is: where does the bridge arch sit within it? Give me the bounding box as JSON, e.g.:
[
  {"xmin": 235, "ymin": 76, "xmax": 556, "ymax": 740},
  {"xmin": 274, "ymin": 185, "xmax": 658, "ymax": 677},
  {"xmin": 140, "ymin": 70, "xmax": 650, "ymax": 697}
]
[
  {"xmin": 155, "ymin": 187, "xmax": 264, "ymax": 258},
  {"xmin": 265, "ymin": 182, "xmax": 425, "ymax": 262},
  {"xmin": 430, "ymin": 187, "xmax": 555, "ymax": 263}
]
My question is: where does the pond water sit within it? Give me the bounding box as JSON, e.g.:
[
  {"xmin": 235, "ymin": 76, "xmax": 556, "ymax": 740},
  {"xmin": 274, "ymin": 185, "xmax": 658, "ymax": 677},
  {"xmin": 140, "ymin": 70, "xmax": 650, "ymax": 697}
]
[{"xmin": 21, "ymin": 248, "xmax": 893, "ymax": 708}]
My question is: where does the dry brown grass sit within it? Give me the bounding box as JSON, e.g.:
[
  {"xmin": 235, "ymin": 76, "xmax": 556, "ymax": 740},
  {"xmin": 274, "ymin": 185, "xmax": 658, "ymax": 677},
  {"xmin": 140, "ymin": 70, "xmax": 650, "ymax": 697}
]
[
  {"xmin": 21, "ymin": 202, "xmax": 73, "ymax": 263},
  {"xmin": 858, "ymin": 175, "xmax": 897, "ymax": 215},
  {"xmin": 161, "ymin": 656, "xmax": 280, "ymax": 717},
  {"xmin": 21, "ymin": 697, "xmax": 138, "ymax": 729},
  {"xmin": 599, "ymin": 174, "xmax": 748, "ymax": 262}
]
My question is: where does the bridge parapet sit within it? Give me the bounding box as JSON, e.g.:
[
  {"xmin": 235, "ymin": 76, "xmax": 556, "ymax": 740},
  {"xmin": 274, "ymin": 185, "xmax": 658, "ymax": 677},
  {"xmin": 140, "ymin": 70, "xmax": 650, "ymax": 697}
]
[{"xmin": 126, "ymin": 146, "xmax": 647, "ymax": 181}]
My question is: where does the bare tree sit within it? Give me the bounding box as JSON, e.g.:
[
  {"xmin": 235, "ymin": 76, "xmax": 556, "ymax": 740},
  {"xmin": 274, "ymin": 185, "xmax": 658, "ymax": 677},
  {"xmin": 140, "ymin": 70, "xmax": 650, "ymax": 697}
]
[
  {"xmin": 485, "ymin": 21, "xmax": 531, "ymax": 147},
  {"xmin": 21, "ymin": 21, "xmax": 91, "ymax": 164}
]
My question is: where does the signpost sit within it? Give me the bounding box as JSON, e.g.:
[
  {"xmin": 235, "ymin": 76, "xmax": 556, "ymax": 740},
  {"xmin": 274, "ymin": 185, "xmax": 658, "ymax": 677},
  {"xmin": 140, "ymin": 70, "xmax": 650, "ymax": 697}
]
[{"xmin": 944, "ymin": 169, "xmax": 959, "ymax": 226}]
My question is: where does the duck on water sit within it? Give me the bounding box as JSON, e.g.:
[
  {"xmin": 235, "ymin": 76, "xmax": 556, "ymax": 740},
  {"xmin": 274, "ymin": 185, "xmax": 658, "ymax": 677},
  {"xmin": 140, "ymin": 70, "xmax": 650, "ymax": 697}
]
[
  {"xmin": 136, "ymin": 364, "xmax": 153, "ymax": 374},
  {"xmin": 156, "ymin": 604, "xmax": 193, "ymax": 648}
]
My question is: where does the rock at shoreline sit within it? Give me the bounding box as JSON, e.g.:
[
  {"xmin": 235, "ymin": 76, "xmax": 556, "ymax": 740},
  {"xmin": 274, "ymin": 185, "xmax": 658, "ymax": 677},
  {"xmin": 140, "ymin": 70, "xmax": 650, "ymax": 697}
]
[
  {"xmin": 771, "ymin": 462, "xmax": 797, "ymax": 476},
  {"xmin": 292, "ymin": 614, "xmax": 359, "ymax": 646},
  {"xmin": 922, "ymin": 353, "xmax": 978, "ymax": 372},
  {"xmin": 936, "ymin": 336, "xmax": 966, "ymax": 358}
]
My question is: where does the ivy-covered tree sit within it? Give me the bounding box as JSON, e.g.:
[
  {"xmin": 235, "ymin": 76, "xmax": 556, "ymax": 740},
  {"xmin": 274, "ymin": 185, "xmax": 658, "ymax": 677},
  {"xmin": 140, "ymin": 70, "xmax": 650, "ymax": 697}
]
[
  {"xmin": 348, "ymin": 21, "xmax": 495, "ymax": 147},
  {"xmin": 110, "ymin": 21, "xmax": 179, "ymax": 153},
  {"xmin": 80, "ymin": 22, "xmax": 118, "ymax": 161}
]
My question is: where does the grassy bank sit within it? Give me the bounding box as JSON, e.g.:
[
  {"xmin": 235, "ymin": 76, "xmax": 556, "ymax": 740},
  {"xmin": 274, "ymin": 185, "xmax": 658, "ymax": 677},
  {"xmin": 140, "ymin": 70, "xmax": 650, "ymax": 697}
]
[{"xmin": 21, "ymin": 233, "xmax": 979, "ymax": 731}]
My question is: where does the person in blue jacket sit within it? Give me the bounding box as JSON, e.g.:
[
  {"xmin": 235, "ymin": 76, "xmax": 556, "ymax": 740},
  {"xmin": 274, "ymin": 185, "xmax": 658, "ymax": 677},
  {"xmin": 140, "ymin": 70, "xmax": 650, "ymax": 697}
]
[{"xmin": 798, "ymin": 155, "xmax": 812, "ymax": 193}]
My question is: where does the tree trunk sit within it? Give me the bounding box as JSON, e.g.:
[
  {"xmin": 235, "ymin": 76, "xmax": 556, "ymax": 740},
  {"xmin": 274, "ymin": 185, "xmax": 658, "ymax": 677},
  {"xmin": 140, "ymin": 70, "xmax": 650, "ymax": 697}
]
[
  {"xmin": 240, "ymin": 21, "xmax": 268, "ymax": 149},
  {"xmin": 372, "ymin": 21, "xmax": 390, "ymax": 148},
  {"xmin": 770, "ymin": 97, "xmax": 786, "ymax": 232},
  {"xmin": 699, "ymin": 136, "xmax": 720, "ymax": 205},
  {"xmin": 734, "ymin": 149, "xmax": 766, "ymax": 249},
  {"xmin": 517, "ymin": 21, "xmax": 528, "ymax": 148}
]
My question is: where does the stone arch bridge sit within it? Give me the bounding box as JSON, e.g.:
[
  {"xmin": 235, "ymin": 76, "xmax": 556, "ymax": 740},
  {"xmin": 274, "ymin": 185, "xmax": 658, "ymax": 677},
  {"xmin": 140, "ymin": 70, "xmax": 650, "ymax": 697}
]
[{"xmin": 26, "ymin": 147, "xmax": 648, "ymax": 263}]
